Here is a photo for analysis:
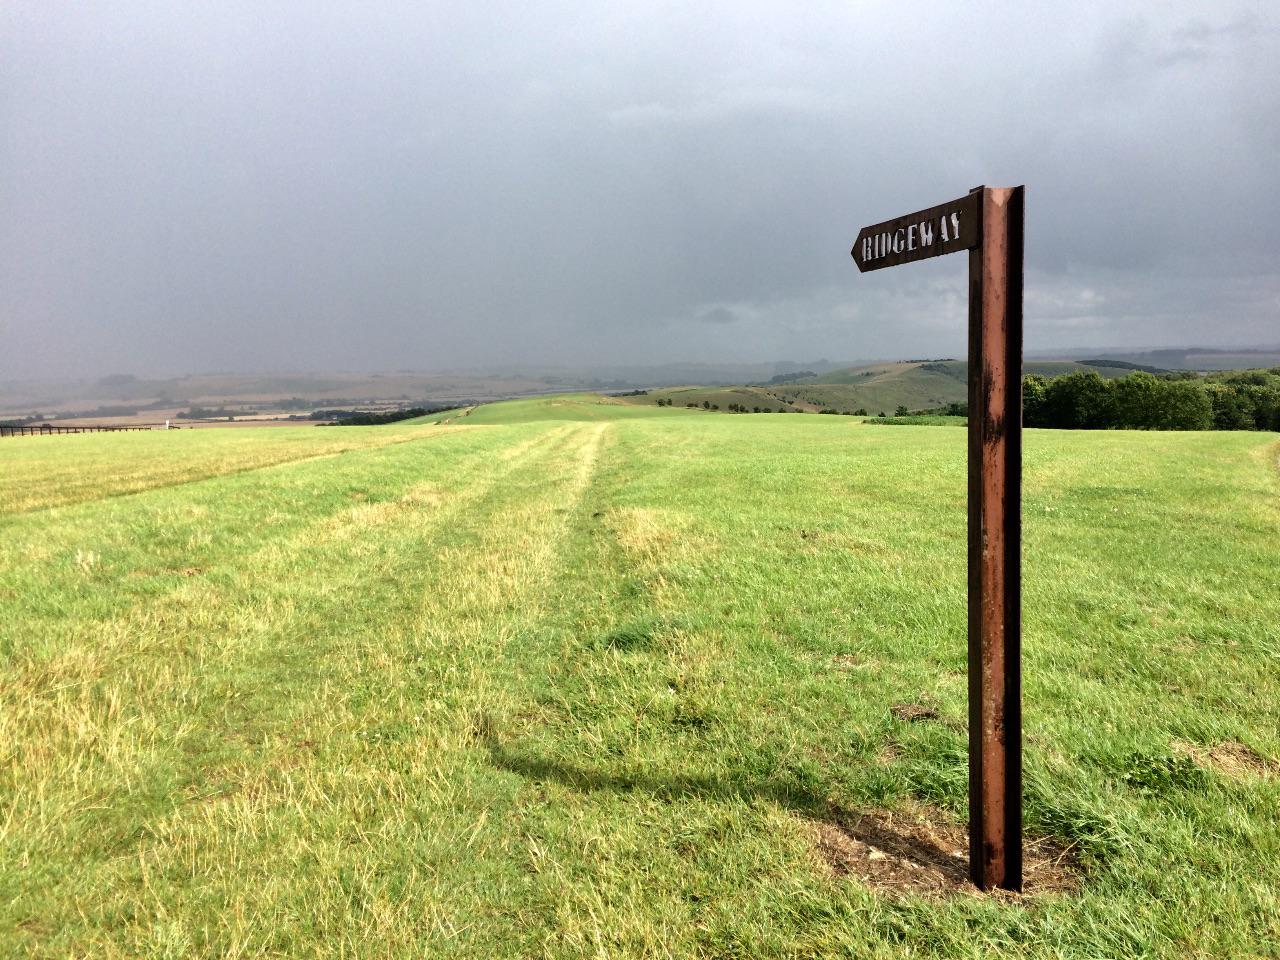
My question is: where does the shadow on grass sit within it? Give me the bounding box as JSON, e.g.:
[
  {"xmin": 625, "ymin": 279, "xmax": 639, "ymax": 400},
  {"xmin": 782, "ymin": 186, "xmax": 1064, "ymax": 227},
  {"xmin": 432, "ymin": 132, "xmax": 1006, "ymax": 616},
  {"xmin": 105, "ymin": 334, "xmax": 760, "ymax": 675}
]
[
  {"xmin": 479, "ymin": 723, "xmax": 973, "ymax": 887},
  {"xmin": 482, "ymin": 727, "xmax": 1083, "ymax": 897},
  {"xmin": 476, "ymin": 714, "xmax": 823, "ymax": 812}
]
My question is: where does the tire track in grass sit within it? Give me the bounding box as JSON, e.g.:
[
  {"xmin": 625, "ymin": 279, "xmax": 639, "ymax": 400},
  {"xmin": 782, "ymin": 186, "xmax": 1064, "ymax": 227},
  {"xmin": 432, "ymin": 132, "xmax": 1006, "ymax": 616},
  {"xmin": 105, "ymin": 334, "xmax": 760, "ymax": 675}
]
[
  {"xmin": 334, "ymin": 420, "xmax": 613, "ymax": 958},
  {"xmin": 2, "ymin": 432, "xmax": 565, "ymax": 906},
  {"xmin": 129, "ymin": 420, "xmax": 612, "ymax": 958},
  {"xmin": 0, "ymin": 424, "xmax": 463, "ymax": 517},
  {"xmin": 0, "ymin": 424, "xmax": 566, "ymax": 665},
  {"xmin": 0, "ymin": 422, "xmax": 610, "ymax": 957},
  {"xmin": 2, "ymin": 422, "xmax": 574, "ymax": 809},
  {"xmin": 480, "ymin": 424, "xmax": 745, "ymax": 959}
]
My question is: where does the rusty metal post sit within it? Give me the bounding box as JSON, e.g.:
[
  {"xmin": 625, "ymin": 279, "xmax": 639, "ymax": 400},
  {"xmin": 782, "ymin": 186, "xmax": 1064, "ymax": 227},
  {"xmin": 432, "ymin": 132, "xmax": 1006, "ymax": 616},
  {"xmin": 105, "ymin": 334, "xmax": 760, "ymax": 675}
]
[{"xmin": 966, "ymin": 185, "xmax": 1024, "ymax": 891}]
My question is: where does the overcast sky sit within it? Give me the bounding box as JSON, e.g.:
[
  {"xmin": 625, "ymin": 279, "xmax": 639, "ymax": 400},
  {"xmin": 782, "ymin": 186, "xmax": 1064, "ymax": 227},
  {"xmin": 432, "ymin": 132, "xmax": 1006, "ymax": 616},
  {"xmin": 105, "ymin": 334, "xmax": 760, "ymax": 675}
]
[{"xmin": 2, "ymin": 2, "xmax": 1277, "ymax": 379}]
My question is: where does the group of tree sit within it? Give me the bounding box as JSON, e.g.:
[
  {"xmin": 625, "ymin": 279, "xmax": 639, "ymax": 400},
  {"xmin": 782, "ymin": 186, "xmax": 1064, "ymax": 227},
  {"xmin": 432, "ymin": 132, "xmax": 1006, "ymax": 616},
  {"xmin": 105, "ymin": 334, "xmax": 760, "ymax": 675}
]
[
  {"xmin": 656, "ymin": 369, "xmax": 1279, "ymax": 430},
  {"xmin": 726, "ymin": 402, "xmax": 796, "ymax": 413},
  {"xmin": 766, "ymin": 371, "xmax": 817, "ymax": 384},
  {"xmin": 319, "ymin": 406, "xmax": 450, "ymax": 426},
  {"xmin": 178, "ymin": 406, "xmax": 241, "ymax": 420},
  {"xmin": 654, "ymin": 396, "xmax": 818, "ymax": 413},
  {"xmin": 1022, "ymin": 369, "xmax": 1280, "ymax": 431},
  {"xmin": 666, "ymin": 397, "xmax": 878, "ymax": 416}
]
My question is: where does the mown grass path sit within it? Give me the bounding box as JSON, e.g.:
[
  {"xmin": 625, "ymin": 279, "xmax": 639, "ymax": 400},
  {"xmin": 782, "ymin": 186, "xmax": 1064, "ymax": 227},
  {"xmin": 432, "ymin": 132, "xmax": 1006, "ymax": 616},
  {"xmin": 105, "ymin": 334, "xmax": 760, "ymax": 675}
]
[{"xmin": 2, "ymin": 402, "xmax": 1277, "ymax": 958}]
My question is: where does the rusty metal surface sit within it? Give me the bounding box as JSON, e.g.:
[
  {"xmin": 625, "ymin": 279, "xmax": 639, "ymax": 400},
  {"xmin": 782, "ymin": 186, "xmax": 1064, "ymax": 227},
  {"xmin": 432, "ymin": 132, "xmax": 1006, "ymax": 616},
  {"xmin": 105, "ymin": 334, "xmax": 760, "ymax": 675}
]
[
  {"xmin": 966, "ymin": 185, "xmax": 1024, "ymax": 891},
  {"xmin": 851, "ymin": 192, "xmax": 979, "ymax": 272}
]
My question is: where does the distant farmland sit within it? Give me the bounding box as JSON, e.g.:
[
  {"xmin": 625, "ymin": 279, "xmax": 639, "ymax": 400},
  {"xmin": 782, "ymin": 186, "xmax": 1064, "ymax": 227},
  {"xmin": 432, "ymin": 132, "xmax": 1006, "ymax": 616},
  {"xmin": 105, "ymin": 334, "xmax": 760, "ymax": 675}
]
[{"xmin": 2, "ymin": 394, "xmax": 1277, "ymax": 957}]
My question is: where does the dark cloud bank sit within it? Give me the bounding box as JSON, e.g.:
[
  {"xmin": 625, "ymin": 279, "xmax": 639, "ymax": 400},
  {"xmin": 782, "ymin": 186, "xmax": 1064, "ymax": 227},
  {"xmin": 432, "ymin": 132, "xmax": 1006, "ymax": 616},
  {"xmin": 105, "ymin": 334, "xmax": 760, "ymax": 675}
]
[{"xmin": 2, "ymin": 2, "xmax": 1277, "ymax": 379}]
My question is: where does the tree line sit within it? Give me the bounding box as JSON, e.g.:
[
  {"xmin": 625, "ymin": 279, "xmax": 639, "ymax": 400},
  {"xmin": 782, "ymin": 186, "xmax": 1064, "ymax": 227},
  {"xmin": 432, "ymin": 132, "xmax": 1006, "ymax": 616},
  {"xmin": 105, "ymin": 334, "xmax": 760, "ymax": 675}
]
[
  {"xmin": 651, "ymin": 368, "xmax": 1279, "ymax": 431},
  {"xmin": 1021, "ymin": 369, "xmax": 1280, "ymax": 431},
  {"xmin": 319, "ymin": 405, "xmax": 454, "ymax": 426}
]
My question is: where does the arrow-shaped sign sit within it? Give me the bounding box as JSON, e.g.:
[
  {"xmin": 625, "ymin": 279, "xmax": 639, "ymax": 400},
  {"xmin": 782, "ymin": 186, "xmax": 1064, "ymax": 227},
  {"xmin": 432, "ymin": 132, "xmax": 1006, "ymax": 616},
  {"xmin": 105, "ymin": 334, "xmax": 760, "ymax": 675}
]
[{"xmin": 851, "ymin": 190, "xmax": 981, "ymax": 272}]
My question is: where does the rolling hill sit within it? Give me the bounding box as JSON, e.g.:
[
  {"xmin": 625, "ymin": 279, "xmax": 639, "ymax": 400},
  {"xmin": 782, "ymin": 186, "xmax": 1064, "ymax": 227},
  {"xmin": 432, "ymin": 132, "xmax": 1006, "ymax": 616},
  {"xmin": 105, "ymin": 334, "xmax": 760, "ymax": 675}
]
[{"xmin": 626, "ymin": 359, "xmax": 1149, "ymax": 415}]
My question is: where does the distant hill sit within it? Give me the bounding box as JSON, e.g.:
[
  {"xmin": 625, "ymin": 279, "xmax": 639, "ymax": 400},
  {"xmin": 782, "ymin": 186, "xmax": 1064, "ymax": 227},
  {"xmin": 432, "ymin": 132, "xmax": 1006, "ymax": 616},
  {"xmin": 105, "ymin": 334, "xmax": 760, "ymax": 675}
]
[
  {"xmin": 1073, "ymin": 358, "xmax": 1168, "ymax": 374},
  {"xmin": 13, "ymin": 350, "xmax": 1273, "ymax": 422},
  {"xmin": 624, "ymin": 359, "xmax": 1144, "ymax": 415},
  {"xmin": 0, "ymin": 371, "xmax": 614, "ymax": 420},
  {"xmin": 0, "ymin": 362, "xmax": 861, "ymax": 419},
  {"xmin": 1073, "ymin": 348, "xmax": 1280, "ymax": 371}
]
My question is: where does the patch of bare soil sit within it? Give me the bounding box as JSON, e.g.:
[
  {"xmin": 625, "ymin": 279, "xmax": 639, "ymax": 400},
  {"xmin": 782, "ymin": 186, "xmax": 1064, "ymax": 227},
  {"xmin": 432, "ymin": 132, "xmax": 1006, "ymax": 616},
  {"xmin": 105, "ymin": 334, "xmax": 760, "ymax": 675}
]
[
  {"xmin": 1174, "ymin": 740, "xmax": 1275, "ymax": 779},
  {"xmin": 814, "ymin": 802, "xmax": 1081, "ymax": 900},
  {"xmin": 890, "ymin": 701, "xmax": 967, "ymax": 732},
  {"xmin": 126, "ymin": 566, "xmax": 204, "ymax": 578},
  {"xmin": 876, "ymin": 741, "xmax": 903, "ymax": 764},
  {"xmin": 890, "ymin": 702, "xmax": 940, "ymax": 723}
]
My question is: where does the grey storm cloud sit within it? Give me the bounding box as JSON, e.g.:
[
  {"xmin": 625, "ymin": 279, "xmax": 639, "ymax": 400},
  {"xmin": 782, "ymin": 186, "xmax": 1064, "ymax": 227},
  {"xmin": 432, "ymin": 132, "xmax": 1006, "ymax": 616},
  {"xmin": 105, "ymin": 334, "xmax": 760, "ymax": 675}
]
[
  {"xmin": 1, "ymin": 1, "xmax": 1277, "ymax": 379},
  {"xmin": 697, "ymin": 307, "xmax": 741, "ymax": 326}
]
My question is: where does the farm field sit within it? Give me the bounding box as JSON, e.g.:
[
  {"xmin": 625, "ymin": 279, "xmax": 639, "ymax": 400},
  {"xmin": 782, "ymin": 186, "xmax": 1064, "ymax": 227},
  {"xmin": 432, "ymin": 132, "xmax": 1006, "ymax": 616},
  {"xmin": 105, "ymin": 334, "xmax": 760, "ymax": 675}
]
[
  {"xmin": 0, "ymin": 371, "xmax": 585, "ymax": 422},
  {"xmin": 2, "ymin": 395, "xmax": 1278, "ymax": 958}
]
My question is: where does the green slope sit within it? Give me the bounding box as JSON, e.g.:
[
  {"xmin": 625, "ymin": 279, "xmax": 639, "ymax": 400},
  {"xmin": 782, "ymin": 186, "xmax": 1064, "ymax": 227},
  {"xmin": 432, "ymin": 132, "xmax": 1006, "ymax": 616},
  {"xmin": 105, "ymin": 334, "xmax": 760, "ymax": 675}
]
[
  {"xmin": 625, "ymin": 361, "xmax": 1143, "ymax": 417},
  {"xmin": 754, "ymin": 360, "xmax": 1141, "ymax": 415},
  {"xmin": 463, "ymin": 392, "xmax": 697, "ymax": 424}
]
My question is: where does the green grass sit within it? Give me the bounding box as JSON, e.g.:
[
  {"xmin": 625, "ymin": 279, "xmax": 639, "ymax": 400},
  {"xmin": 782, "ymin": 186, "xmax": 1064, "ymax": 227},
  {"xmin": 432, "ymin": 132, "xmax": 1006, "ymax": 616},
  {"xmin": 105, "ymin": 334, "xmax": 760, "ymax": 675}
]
[
  {"xmin": 2, "ymin": 396, "xmax": 1278, "ymax": 957},
  {"xmin": 0, "ymin": 423, "xmax": 444, "ymax": 514},
  {"xmin": 463, "ymin": 393, "xmax": 700, "ymax": 424},
  {"xmin": 867, "ymin": 415, "xmax": 968, "ymax": 427}
]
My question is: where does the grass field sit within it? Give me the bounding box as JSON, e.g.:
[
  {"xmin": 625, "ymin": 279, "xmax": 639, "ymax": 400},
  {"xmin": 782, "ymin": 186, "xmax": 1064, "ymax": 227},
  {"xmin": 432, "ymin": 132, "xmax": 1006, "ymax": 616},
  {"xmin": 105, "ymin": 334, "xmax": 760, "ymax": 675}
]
[
  {"xmin": 2, "ymin": 394, "xmax": 1278, "ymax": 958},
  {"xmin": 867, "ymin": 415, "xmax": 968, "ymax": 427}
]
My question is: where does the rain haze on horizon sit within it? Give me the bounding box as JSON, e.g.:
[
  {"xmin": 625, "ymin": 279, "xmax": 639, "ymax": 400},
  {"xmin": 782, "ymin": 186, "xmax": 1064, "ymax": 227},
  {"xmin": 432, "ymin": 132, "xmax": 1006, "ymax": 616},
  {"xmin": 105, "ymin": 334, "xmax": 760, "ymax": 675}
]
[{"xmin": 2, "ymin": 1, "xmax": 1278, "ymax": 379}]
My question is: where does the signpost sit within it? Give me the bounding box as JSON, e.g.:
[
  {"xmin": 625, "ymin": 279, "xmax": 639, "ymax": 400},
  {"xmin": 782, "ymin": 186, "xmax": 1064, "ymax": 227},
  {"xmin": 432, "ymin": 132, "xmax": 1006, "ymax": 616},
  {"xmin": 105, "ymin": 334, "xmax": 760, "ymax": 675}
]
[{"xmin": 852, "ymin": 185, "xmax": 1025, "ymax": 892}]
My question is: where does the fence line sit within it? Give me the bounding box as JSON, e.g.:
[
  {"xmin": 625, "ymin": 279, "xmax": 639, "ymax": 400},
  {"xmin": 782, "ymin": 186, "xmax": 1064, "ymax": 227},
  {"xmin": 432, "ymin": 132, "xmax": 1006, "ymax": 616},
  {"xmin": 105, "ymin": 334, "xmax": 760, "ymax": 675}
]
[{"xmin": 0, "ymin": 423, "xmax": 175, "ymax": 437}]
